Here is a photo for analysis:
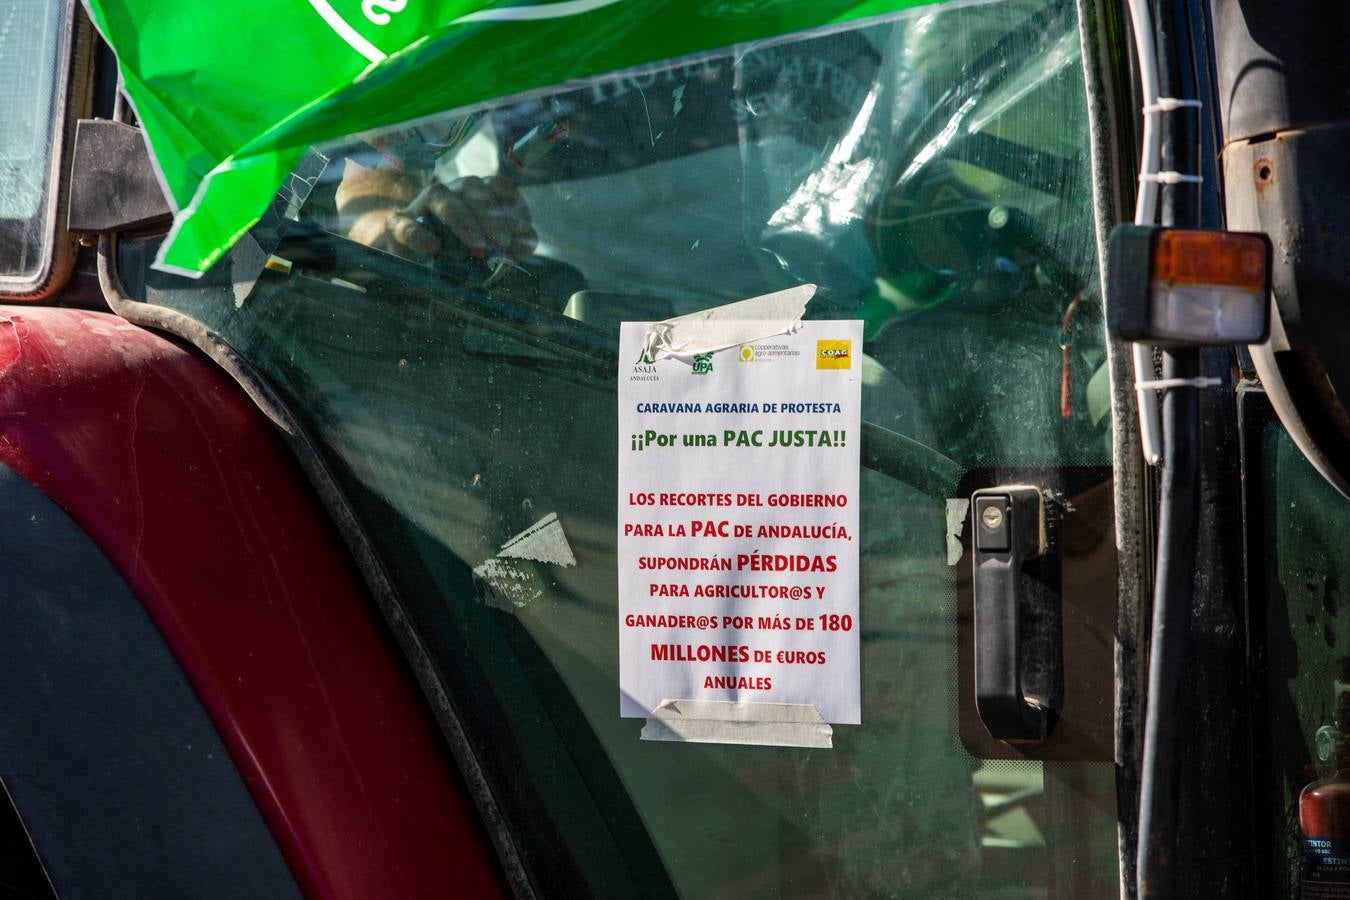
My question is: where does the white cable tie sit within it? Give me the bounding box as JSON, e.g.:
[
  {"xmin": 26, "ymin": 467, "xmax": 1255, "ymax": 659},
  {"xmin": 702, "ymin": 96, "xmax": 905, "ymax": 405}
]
[
  {"xmin": 1135, "ymin": 376, "xmax": 1222, "ymax": 392},
  {"xmin": 1139, "ymin": 171, "xmax": 1204, "ymax": 185},
  {"xmin": 1132, "ymin": 344, "xmax": 1164, "ymax": 465},
  {"xmin": 1142, "ymin": 97, "xmax": 1203, "ymax": 114}
]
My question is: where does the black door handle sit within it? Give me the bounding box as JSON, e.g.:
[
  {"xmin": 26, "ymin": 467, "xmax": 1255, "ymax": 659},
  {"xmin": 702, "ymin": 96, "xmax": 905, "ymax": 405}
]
[{"xmin": 970, "ymin": 486, "xmax": 1060, "ymax": 743}]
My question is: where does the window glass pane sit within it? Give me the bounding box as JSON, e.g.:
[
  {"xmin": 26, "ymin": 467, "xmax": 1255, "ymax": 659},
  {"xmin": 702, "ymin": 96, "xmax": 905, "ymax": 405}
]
[
  {"xmin": 1249, "ymin": 411, "xmax": 1350, "ymax": 897},
  {"xmin": 118, "ymin": 0, "xmax": 1119, "ymax": 895},
  {"xmin": 0, "ymin": 0, "xmax": 66, "ymax": 281}
]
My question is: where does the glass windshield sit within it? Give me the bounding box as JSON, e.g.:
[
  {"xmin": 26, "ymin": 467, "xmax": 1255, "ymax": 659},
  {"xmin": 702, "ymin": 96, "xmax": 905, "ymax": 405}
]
[
  {"xmin": 0, "ymin": 0, "xmax": 69, "ymax": 284},
  {"xmin": 117, "ymin": 1, "xmax": 1119, "ymax": 896},
  {"xmin": 1245, "ymin": 401, "xmax": 1350, "ymax": 896}
]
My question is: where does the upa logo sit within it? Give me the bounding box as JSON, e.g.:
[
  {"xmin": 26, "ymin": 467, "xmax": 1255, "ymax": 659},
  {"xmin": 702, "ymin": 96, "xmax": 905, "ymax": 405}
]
[{"xmin": 816, "ymin": 339, "xmax": 852, "ymax": 370}]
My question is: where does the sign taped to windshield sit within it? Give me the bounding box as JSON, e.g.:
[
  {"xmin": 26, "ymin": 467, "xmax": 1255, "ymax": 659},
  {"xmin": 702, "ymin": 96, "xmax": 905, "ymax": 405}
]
[{"xmin": 617, "ymin": 317, "xmax": 863, "ymax": 726}]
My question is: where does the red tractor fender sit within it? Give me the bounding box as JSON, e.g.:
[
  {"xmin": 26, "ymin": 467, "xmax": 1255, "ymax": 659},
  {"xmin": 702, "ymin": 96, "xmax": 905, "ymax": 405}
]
[{"xmin": 0, "ymin": 306, "xmax": 505, "ymax": 899}]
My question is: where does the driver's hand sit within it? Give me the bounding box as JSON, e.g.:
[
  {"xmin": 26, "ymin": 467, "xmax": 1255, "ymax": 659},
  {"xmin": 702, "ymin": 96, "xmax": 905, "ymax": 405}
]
[
  {"xmin": 395, "ymin": 175, "xmax": 537, "ymax": 261},
  {"xmin": 338, "ymin": 164, "xmax": 537, "ymax": 262}
]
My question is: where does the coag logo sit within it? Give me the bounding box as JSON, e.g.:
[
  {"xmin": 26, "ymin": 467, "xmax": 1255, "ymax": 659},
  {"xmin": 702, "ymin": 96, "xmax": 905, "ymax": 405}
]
[{"xmin": 816, "ymin": 340, "xmax": 852, "ymax": 369}]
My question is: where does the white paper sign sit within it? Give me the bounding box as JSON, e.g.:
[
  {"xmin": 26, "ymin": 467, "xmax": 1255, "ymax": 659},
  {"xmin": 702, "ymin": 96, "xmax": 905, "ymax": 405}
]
[{"xmin": 618, "ymin": 318, "xmax": 863, "ymax": 725}]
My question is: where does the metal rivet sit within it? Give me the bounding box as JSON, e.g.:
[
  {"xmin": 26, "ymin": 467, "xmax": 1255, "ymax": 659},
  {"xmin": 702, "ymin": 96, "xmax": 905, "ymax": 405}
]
[{"xmin": 981, "ymin": 504, "xmax": 1004, "ymax": 529}]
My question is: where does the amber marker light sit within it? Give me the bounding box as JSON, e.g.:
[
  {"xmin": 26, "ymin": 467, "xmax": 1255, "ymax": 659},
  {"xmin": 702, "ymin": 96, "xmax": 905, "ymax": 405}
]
[{"xmin": 1108, "ymin": 225, "xmax": 1272, "ymax": 345}]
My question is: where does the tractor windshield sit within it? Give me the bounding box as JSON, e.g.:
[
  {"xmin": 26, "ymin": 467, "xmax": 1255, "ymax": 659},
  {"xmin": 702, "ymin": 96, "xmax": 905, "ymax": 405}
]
[
  {"xmin": 0, "ymin": 0, "xmax": 73, "ymax": 287},
  {"xmin": 114, "ymin": 1, "xmax": 1121, "ymax": 895}
]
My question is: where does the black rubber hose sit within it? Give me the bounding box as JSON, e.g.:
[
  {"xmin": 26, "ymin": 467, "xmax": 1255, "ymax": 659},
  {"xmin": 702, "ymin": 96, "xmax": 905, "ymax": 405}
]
[
  {"xmin": 1136, "ymin": 0, "xmax": 1203, "ymax": 890},
  {"xmin": 1136, "ymin": 348, "xmax": 1201, "ymax": 898}
]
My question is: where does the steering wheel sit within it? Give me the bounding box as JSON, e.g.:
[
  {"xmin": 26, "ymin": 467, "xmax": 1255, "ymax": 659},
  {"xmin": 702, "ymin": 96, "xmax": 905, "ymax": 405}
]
[{"xmin": 864, "ymin": 2, "xmax": 1088, "ymax": 333}]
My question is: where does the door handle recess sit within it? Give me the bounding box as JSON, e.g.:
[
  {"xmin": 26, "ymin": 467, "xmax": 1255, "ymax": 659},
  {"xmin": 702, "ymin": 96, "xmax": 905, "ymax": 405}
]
[{"xmin": 970, "ymin": 485, "xmax": 1059, "ymax": 744}]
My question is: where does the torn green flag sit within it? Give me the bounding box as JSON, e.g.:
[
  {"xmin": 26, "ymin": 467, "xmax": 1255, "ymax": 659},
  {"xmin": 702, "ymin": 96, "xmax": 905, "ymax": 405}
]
[{"xmin": 82, "ymin": 0, "xmax": 936, "ymax": 276}]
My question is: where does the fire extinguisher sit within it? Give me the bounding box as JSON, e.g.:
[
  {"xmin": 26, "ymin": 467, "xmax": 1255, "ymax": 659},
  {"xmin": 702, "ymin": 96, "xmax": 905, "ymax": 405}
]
[{"xmin": 1300, "ymin": 672, "xmax": 1350, "ymax": 898}]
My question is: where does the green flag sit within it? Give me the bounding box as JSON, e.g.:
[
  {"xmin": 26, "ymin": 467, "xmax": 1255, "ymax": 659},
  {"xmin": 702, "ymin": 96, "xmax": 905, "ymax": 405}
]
[{"xmin": 83, "ymin": 0, "xmax": 935, "ymax": 276}]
